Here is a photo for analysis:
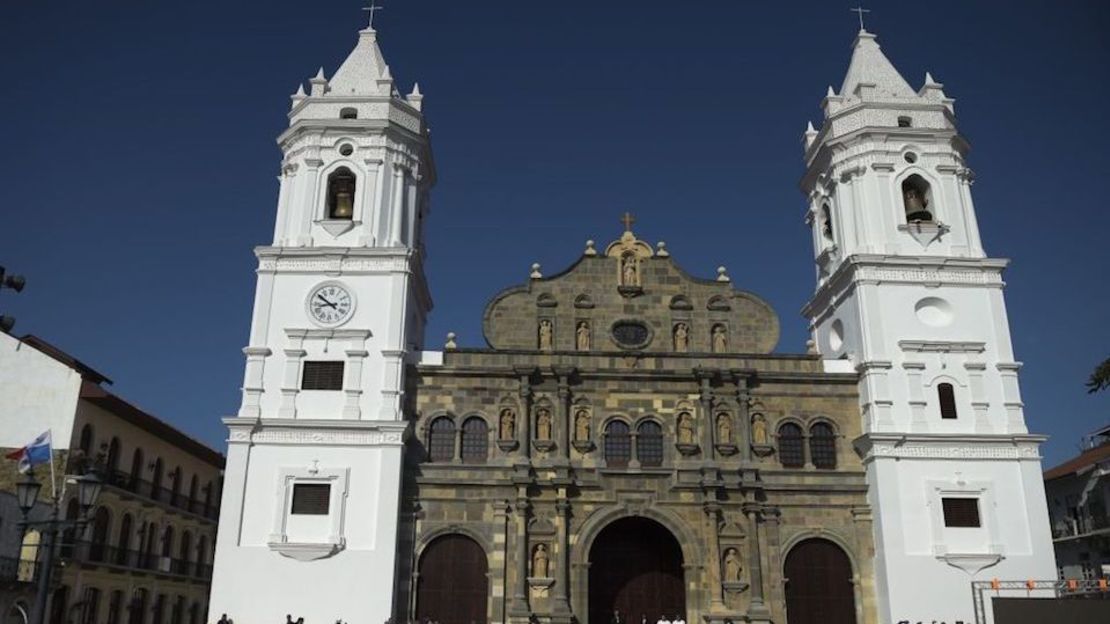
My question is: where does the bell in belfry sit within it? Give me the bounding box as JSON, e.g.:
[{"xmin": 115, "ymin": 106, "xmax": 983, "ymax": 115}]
[
  {"xmin": 903, "ymin": 186, "xmax": 932, "ymax": 222},
  {"xmin": 327, "ymin": 168, "xmax": 357, "ymax": 220}
]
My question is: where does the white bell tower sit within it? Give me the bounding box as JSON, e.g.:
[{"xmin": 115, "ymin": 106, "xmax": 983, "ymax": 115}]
[
  {"xmin": 800, "ymin": 30, "xmax": 1056, "ymax": 624},
  {"xmin": 209, "ymin": 18, "xmax": 434, "ymax": 624}
]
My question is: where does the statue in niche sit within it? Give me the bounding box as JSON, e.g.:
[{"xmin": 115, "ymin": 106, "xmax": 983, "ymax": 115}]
[
  {"xmin": 677, "ymin": 412, "xmax": 695, "ymax": 445},
  {"xmin": 751, "ymin": 414, "xmax": 768, "ymax": 446},
  {"xmin": 716, "ymin": 413, "xmax": 732, "ymax": 444},
  {"xmin": 723, "ymin": 548, "xmax": 742, "ymax": 582},
  {"xmin": 575, "ymin": 409, "xmax": 591, "ymax": 441},
  {"xmin": 712, "ymin": 325, "xmax": 728, "ymax": 353},
  {"xmin": 536, "ymin": 408, "xmax": 553, "ymax": 441},
  {"xmin": 673, "ymin": 323, "xmax": 689, "ymax": 352},
  {"xmin": 532, "ymin": 544, "xmax": 550, "ymax": 578},
  {"xmin": 538, "ymin": 320, "xmax": 553, "ymax": 351},
  {"xmin": 620, "ymin": 253, "xmax": 640, "ymax": 287},
  {"xmin": 499, "ymin": 408, "xmax": 516, "ymax": 440},
  {"xmin": 576, "ymin": 321, "xmax": 591, "ymax": 351}
]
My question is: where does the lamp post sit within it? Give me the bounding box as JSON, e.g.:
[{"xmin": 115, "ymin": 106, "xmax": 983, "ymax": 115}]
[{"xmin": 16, "ymin": 470, "xmax": 103, "ymax": 624}]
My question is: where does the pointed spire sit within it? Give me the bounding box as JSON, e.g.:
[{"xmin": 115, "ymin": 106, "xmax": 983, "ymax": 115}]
[
  {"xmin": 406, "ymin": 82, "xmax": 424, "ymax": 111},
  {"xmin": 804, "ymin": 121, "xmax": 819, "ymax": 150},
  {"xmin": 826, "ymin": 85, "xmax": 837, "ymax": 98},
  {"xmin": 309, "ymin": 68, "xmax": 328, "ymax": 96},
  {"xmin": 314, "ymin": 67, "xmax": 326, "ymax": 80},
  {"xmin": 290, "ymin": 84, "xmax": 307, "ymax": 109},
  {"xmin": 329, "ymin": 26, "xmax": 393, "ymax": 97},
  {"xmin": 924, "ymin": 71, "xmax": 937, "ymax": 85},
  {"xmin": 410, "ymin": 82, "xmax": 422, "ymax": 97},
  {"xmin": 840, "ymin": 31, "xmax": 915, "ymax": 99},
  {"xmin": 918, "ymin": 70, "xmax": 948, "ymax": 102}
]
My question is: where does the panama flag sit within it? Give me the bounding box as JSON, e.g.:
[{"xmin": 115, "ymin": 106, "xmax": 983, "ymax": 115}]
[{"xmin": 5, "ymin": 431, "xmax": 53, "ymax": 474}]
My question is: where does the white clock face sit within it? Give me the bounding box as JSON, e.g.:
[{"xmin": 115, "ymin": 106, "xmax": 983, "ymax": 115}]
[{"xmin": 307, "ymin": 283, "xmax": 354, "ymax": 326}]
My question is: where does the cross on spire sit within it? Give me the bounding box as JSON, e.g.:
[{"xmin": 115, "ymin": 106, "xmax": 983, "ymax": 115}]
[
  {"xmin": 362, "ymin": 0, "xmax": 384, "ymax": 29},
  {"xmin": 620, "ymin": 212, "xmax": 636, "ymax": 232},
  {"xmin": 850, "ymin": 5, "xmax": 871, "ymax": 31}
]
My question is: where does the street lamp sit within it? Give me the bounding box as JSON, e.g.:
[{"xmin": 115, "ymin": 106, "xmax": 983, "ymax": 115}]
[{"xmin": 16, "ymin": 469, "xmax": 104, "ymax": 624}]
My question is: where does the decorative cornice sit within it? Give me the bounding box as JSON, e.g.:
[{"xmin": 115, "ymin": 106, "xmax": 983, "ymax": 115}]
[
  {"xmin": 223, "ymin": 417, "xmax": 407, "ymax": 447},
  {"xmin": 855, "ymin": 433, "xmax": 1046, "ymax": 463}
]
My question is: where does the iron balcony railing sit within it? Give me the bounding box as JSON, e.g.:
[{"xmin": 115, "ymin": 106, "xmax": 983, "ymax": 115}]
[
  {"xmin": 61, "ymin": 540, "xmax": 212, "ymax": 581},
  {"xmin": 97, "ymin": 469, "xmax": 220, "ymax": 522}
]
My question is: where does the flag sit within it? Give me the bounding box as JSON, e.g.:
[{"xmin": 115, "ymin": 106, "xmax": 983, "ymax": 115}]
[{"xmin": 5, "ymin": 431, "xmax": 52, "ymax": 474}]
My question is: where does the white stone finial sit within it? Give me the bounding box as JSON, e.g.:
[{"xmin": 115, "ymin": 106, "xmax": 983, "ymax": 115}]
[
  {"xmin": 410, "ymin": 82, "xmax": 422, "ymax": 97},
  {"xmin": 445, "ymin": 332, "xmax": 457, "ymax": 350},
  {"xmin": 656, "ymin": 241, "xmax": 669, "ymax": 257},
  {"xmin": 584, "ymin": 240, "xmax": 597, "ymax": 256},
  {"xmin": 826, "ymin": 85, "xmax": 836, "ymax": 98},
  {"xmin": 530, "ymin": 263, "xmax": 543, "ymax": 279},
  {"xmin": 406, "ymin": 82, "xmax": 424, "ymax": 111},
  {"xmin": 314, "ymin": 67, "xmax": 326, "ymax": 80},
  {"xmin": 806, "ymin": 339, "xmax": 818, "ymax": 354},
  {"xmin": 291, "ymin": 84, "xmax": 307, "ymax": 109},
  {"xmin": 716, "ymin": 266, "xmax": 731, "ymax": 282},
  {"xmin": 924, "ymin": 71, "xmax": 936, "ymax": 85},
  {"xmin": 310, "ymin": 68, "xmax": 328, "ymax": 96}
]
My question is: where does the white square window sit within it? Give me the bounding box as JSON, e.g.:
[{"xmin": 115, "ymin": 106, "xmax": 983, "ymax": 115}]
[{"xmin": 268, "ymin": 466, "xmax": 349, "ymax": 561}]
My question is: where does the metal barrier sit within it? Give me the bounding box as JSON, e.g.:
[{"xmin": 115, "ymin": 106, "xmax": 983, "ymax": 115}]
[{"xmin": 970, "ymin": 578, "xmax": 1110, "ymax": 624}]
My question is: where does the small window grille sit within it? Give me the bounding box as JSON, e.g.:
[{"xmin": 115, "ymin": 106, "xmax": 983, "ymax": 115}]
[
  {"xmin": 898, "ymin": 116, "xmax": 912, "ymax": 128},
  {"xmin": 290, "ymin": 483, "xmax": 331, "ymax": 515},
  {"xmin": 340, "ymin": 107, "xmax": 358, "ymax": 120},
  {"xmin": 778, "ymin": 423, "xmax": 805, "ymax": 468},
  {"xmin": 302, "ymin": 361, "xmax": 345, "ymax": 390},
  {"xmin": 604, "ymin": 421, "xmax": 632, "ymax": 467},
  {"xmin": 938, "ymin": 383, "xmax": 958, "ymax": 419},
  {"xmin": 460, "ymin": 417, "xmax": 488, "ymax": 464},
  {"xmin": 428, "ymin": 417, "xmax": 456, "ymax": 462},
  {"xmin": 636, "ymin": 421, "xmax": 664, "ymax": 467},
  {"xmin": 809, "ymin": 422, "xmax": 837, "ymax": 469},
  {"xmin": 942, "ymin": 497, "xmax": 981, "ymax": 527}
]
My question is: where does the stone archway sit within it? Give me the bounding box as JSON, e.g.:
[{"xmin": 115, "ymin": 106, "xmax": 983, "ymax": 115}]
[{"xmin": 587, "ymin": 517, "xmax": 685, "ymax": 624}]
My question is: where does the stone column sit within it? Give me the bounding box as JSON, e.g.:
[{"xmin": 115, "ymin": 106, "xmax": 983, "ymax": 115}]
[
  {"xmin": 761, "ymin": 508, "xmax": 784, "ymax": 619},
  {"xmin": 510, "ymin": 496, "xmax": 531, "ymax": 617},
  {"xmin": 552, "ymin": 498, "xmax": 572, "ymax": 618},
  {"xmin": 742, "ymin": 503, "xmax": 771, "ymax": 621},
  {"xmin": 733, "ymin": 372, "xmax": 752, "ymax": 461},
  {"xmin": 696, "ymin": 369, "xmax": 715, "ymax": 459},
  {"xmin": 704, "ymin": 501, "xmax": 726, "ymax": 612},
  {"xmin": 517, "ymin": 368, "xmax": 534, "ymax": 459},
  {"xmin": 554, "ymin": 368, "xmax": 574, "ymax": 462}
]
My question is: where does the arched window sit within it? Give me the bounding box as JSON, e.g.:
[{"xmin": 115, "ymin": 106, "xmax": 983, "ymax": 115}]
[
  {"xmin": 129, "ymin": 449, "xmax": 144, "ymax": 491},
  {"xmin": 636, "ymin": 421, "xmax": 664, "ymax": 467},
  {"xmin": 778, "ymin": 423, "xmax": 805, "ymax": 468},
  {"xmin": 428, "ymin": 417, "xmax": 456, "ymax": 463},
  {"xmin": 61, "ymin": 499, "xmax": 79, "ymax": 559},
  {"xmin": 604, "ymin": 421, "xmax": 632, "ymax": 467},
  {"xmin": 326, "ymin": 167, "xmax": 357, "ymax": 220},
  {"xmin": 128, "ymin": 589, "xmax": 148, "ymax": 624},
  {"xmin": 160, "ymin": 526, "xmax": 174, "ymax": 573},
  {"xmin": 143, "ymin": 521, "xmax": 158, "ymax": 570},
  {"xmin": 89, "ymin": 507, "xmax": 111, "ymax": 562},
  {"xmin": 821, "ymin": 203, "xmax": 834, "ymax": 241},
  {"xmin": 79, "ymin": 424, "xmax": 94, "ymax": 456},
  {"xmin": 150, "ymin": 459, "xmax": 164, "ymax": 502},
  {"xmin": 169, "ymin": 468, "xmax": 181, "ymax": 507},
  {"xmin": 108, "ymin": 590, "xmax": 124, "ymax": 624},
  {"xmin": 196, "ymin": 535, "xmax": 210, "ymax": 578},
  {"xmin": 897, "ymin": 115, "xmax": 912, "ymax": 128},
  {"xmin": 48, "ymin": 586, "xmax": 69, "ymax": 624},
  {"xmin": 339, "ymin": 107, "xmax": 358, "ymax": 120},
  {"xmin": 809, "ymin": 422, "xmax": 837, "ymax": 469},
  {"xmin": 188, "ymin": 476, "xmax": 198, "ymax": 513},
  {"xmin": 938, "ymin": 382, "xmax": 958, "ymax": 419},
  {"xmin": 179, "ymin": 532, "xmax": 193, "ymax": 576},
  {"xmin": 116, "ymin": 514, "xmax": 133, "ymax": 566},
  {"xmin": 203, "ymin": 481, "xmax": 213, "ymax": 517},
  {"xmin": 460, "ymin": 417, "xmax": 488, "ymax": 464},
  {"xmin": 106, "ymin": 437, "xmax": 121, "ymax": 475},
  {"xmin": 901, "ymin": 174, "xmax": 933, "ymax": 222}
]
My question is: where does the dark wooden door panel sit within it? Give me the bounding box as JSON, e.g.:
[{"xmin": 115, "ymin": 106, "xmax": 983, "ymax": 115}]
[
  {"xmin": 784, "ymin": 539, "xmax": 856, "ymax": 624},
  {"xmin": 417, "ymin": 535, "xmax": 489, "ymax": 624}
]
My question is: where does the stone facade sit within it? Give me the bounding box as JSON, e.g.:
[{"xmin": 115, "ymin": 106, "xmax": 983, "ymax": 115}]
[{"xmin": 397, "ymin": 229, "xmax": 877, "ymax": 624}]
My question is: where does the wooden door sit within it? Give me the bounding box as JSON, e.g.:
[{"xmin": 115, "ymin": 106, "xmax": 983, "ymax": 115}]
[
  {"xmin": 417, "ymin": 534, "xmax": 488, "ymax": 624},
  {"xmin": 589, "ymin": 517, "xmax": 685, "ymax": 624},
  {"xmin": 784, "ymin": 538, "xmax": 856, "ymax": 624}
]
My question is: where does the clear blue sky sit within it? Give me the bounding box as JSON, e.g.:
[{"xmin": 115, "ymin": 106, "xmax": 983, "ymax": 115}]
[{"xmin": 1, "ymin": 1, "xmax": 1107, "ymax": 468}]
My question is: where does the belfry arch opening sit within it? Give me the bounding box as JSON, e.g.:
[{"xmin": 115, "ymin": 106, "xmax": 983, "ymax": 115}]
[
  {"xmin": 901, "ymin": 174, "xmax": 933, "ymax": 223},
  {"xmin": 588, "ymin": 517, "xmax": 685, "ymax": 624},
  {"xmin": 326, "ymin": 167, "xmax": 357, "ymax": 220}
]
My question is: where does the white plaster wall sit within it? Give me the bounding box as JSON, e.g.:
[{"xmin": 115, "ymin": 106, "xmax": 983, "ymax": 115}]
[
  {"xmin": 209, "ymin": 433, "xmax": 404, "ymax": 624},
  {"xmin": 868, "ymin": 455, "xmax": 1056, "ymax": 624},
  {"xmin": 0, "ymin": 332, "xmax": 80, "ymax": 448}
]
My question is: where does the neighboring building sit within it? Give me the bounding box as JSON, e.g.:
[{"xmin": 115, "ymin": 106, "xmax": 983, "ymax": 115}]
[
  {"xmin": 0, "ymin": 333, "xmax": 223, "ymax": 624},
  {"xmin": 1044, "ymin": 424, "xmax": 1110, "ymax": 581},
  {"xmin": 208, "ymin": 16, "xmax": 1056, "ymax": 624}
]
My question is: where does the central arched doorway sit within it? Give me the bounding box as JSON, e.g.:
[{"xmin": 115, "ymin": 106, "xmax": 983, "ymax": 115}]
[
  {"xmin": 416, "ymin": 534, "xmax": 488, "ymax": 624},
  {"xmin": 784, "ymin": 538, "xmax": 856, "ymax": 624},
  {"xmin": 589, "ymin": 517, "xmax": 685, "ymax": 624}
]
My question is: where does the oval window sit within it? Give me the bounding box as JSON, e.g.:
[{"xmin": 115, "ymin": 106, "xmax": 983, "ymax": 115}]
[{"xmin": 611, "ymin": 320, "xmax": 651, "ymax": 349}]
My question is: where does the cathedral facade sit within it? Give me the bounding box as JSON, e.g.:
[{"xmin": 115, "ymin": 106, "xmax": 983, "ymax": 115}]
[{"xmin": 208, "ymin": 16, "xmax": 1054, "ymax": 624}]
